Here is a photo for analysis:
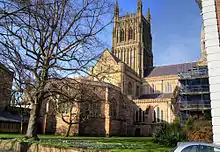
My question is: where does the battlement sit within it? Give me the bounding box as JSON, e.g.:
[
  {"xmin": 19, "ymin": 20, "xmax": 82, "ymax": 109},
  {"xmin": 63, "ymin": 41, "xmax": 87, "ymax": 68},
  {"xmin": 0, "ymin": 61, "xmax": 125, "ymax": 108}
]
[{"xmin": 118, "ymin": 13, "xmax": 137, "ymax": 20}]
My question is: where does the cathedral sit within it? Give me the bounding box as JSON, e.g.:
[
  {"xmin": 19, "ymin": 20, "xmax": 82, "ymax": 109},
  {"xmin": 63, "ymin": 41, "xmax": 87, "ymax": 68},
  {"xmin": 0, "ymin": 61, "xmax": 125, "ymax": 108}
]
[
  {"xmin": 89, "ymin": 0, "xmax": 208, "ymax": 135},
  {"xmin": 0, "ymin": 0, "xmax": 211, "ymax": 137},
  {"xmin": 36, "ymin": 0, "xmax": 208, "ymax": 136}
]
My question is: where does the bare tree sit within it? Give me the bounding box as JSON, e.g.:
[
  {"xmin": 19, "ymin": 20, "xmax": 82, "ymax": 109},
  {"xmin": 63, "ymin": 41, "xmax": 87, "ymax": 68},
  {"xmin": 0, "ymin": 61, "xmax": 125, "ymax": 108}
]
[
  {"xmin": 46, "ymin": 78, "xmax": 102, "ymax": 137},
  {"xmin": 0, "ymin": 0, "xmax": 113, "ymax": 140}
]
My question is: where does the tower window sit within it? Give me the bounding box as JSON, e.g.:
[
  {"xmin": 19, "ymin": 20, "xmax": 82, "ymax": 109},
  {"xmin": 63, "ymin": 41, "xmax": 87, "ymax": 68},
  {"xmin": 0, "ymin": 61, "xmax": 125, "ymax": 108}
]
[
  {"xmin": 120, "ymin": 29, "xmax": 125, "ymax": 42},
  {"xmin": 128, "ymin": 28, "xmax": 134, "ymax": 40}
]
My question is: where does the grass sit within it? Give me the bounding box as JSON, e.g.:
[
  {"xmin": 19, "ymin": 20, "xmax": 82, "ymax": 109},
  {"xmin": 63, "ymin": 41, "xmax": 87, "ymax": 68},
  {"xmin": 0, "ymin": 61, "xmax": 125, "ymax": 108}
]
[{"xmin": 0, "ymin": 134, "xmax": 174, "ymax": 152}]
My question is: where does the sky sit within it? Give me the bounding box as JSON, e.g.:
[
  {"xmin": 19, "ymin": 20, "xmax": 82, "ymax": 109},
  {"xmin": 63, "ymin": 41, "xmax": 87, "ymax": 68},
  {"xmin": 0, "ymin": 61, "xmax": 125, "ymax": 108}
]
[{"xmin": 102, "ymin": 0, "xmax": 202, "ymax": 66}]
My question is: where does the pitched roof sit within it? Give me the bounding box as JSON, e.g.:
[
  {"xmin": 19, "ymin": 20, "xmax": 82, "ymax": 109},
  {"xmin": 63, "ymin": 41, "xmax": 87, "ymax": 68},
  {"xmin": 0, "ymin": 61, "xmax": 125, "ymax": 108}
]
[
  {"xmin": 144, "ymin": 62, "xmax": 197, "ymax": 77},
  {"xmin": 138, "ymin": 93, "xmax": 173, "ymax": 99}
]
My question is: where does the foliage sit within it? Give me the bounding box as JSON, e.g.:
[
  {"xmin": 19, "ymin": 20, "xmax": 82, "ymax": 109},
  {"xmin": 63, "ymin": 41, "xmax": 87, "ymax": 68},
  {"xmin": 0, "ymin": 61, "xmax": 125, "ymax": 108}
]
[
  {"xmin": 152, "ymin": 122, "xmax": 187, "ymax": 147},
  {"xmin": 184, "ymin": 117, "xmax": 213, "ymax": 143},
  {"xmin": 204, "ymin": 110, "xmax": 212, "ymax": 120},
  {"xmin": 187, "ymin": 126, "xmax": 213, "ymax": 143}
]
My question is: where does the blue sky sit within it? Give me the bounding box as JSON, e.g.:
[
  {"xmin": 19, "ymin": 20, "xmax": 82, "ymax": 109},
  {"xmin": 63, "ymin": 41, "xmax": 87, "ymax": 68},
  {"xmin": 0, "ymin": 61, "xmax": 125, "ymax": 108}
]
[{"xmin": 102, "ymin": 0, "xmax": 202, "ymax": 66}]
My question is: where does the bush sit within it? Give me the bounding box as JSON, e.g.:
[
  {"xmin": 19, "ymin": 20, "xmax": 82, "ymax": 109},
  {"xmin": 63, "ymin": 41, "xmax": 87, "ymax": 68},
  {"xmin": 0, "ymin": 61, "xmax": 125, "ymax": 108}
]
[
  {"xmin": 152, "ymin": 122, "xmax": 187, "ymax": 147},
  {"xmin": 187, "ymin": 126, "xmax": 213, "ymax": 143},
  {"xmin": 184, "ymin": 118, "xmax": 213, "ymax": 143}
]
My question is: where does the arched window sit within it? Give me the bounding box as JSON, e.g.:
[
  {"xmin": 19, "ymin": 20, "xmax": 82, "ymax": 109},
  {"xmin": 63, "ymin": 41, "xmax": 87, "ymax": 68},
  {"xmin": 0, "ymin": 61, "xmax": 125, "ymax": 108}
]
[
  {"xmin": 128, "ymin": 82, "xmax": 132, "ymax": 95},
  {"xmin": 153, "ymin": 110, "xmax": 156, "ymax": 123},
  {"xmin": 145, "ymin": 107, "xmax": 150, "ymax": 122},
  {"xmin": 152, "ymin": 84, "xmax": 156, "ymax": 93},
  {"xmin": 139, "ymin": 108, "xmax": 142, "ymax": 122},
  {"xmin": 136, "ymin": 110, "xmax": 139, "ymax": 122},
  {"xmin": 166, "ymin": 82, "xmax": 169, "ymax": 92},
  {"xmin": 110, "ymin": 99, "xmax": 117, "ymax": 118},
  {"xmin": 169, "ymin": 84, "xmax": 172, "ymax": 92},
  {"xmin": 161, "ymin": 110, "xmax": 164, "ymax": 122},
  {"xmin": 157, "ymin": 107, "xmax": 160, "ymax": 122},
  {"xmin": 128, "ymin": 28, "xmax": 134, "ymax": 40},
  {"xmin": 166, "ymin": 82, "xmax": 172, "ymax": 92},
  {"xmin": 120, "ymin": 29, "xmax": 125, "ymax": 42}
]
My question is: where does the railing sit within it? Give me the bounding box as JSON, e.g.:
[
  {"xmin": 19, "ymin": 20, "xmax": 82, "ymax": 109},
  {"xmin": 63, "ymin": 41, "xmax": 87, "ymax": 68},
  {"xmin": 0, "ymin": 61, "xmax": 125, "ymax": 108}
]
[
  {"xmin": 180, "ymin": 87, "xmax": 210, "ymax": 93},
  {"xmin": 179, "ymin": 104, "xmax": 211, "ymax": 109},
  {"xmin": 179, "ymin": 100, "xmax": 211, "ymax": 110},
  {"xmin": 178, "ymin": 69, "xmax": 208, "ymax": 79}
]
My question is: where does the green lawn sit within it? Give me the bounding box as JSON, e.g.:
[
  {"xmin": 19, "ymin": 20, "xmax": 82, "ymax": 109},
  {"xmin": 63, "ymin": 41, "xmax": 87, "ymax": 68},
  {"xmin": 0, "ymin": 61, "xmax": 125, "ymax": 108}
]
[{"xmin": 0, "ymin": 134, "xmax": 173, "ymax": 152}]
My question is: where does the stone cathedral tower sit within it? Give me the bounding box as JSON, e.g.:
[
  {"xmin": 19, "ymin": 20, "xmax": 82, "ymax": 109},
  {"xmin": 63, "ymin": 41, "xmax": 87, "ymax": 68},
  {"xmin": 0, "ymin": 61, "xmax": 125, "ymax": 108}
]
[{"xmin": 112, "ymin": 0, "xmax": 153, "ymax": 77}]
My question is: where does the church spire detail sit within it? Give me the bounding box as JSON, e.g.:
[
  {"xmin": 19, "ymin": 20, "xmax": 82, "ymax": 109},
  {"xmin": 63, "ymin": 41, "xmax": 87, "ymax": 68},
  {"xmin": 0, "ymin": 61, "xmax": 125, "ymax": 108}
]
[
  {"xmin": 146, "ymin": 8, "xmax": 151, "ymax": 23},
  {"xmin": 114, "ymin": 0, "xmax": 119, "ymax": 17},
  {"xmin": 137, "ymin": 0, "xmax": 142, "ymax": 14}
]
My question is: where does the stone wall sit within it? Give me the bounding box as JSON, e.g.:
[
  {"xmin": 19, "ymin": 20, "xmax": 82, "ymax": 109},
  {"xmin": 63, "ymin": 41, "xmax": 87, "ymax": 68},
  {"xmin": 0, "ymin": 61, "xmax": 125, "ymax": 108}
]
[
  {"xmin": 143, "ymin": 75, "xmax": 178, "ymax": 94},
  {"xmin": 40, "ymin": 80, "xmax": 138, "ymax": 137},
  {"xmin": 79, "ymin": 119, "xmax": 106, "ymax": 136},
  {"xmin": 0, "ymin": 64, "xmax": 13, "ymax": 110},
  {"xmin": 0, "ymin": 140, "xmax": 110, "ymax": 152}
]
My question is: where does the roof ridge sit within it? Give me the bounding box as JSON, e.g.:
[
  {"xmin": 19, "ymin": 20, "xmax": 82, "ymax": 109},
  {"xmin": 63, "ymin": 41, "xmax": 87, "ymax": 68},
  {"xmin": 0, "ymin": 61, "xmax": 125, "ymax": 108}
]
[{"xmin": 154, "ymin": 61, "xmax": 197, "ymax": 68}]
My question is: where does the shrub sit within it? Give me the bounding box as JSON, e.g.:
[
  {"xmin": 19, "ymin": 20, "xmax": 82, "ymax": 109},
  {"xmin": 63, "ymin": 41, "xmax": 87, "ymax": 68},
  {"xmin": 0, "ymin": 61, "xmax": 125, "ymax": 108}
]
[
  {"xmin": 187, "ymin": 126, "xmax": 213, "ymax": 143},
  {"xmin": 152, "ymin": 122, "xmax": 187, "ymax": 147},
  {"xmin": 184, "ymin": 119, "xmax": 213, "ymax": 143}
]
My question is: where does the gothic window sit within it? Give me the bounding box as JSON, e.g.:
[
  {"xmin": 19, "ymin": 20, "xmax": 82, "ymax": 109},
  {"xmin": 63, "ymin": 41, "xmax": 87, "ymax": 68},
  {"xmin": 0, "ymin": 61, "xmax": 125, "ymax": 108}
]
[
  {"xmin": 139, "ymin": 108, "xmax": 142, "ymax": 122},
  {"xmin": 166, "ymin": 83, "xmax": 172, "ymax": 92},
  {"xmin": 157, "ymin": 107, "xmax": 160, "ymax": 122},
  {"xmin": 152, "ymin": 84, "xmax": 156, "ymax": 93},
  {"xmin": 153, "ymin": 110, "xmax": 156, "ymax": 123},
  {"xmin": 161, "ymin": 110, "xmax": 164, "ymax": 122},
  {"xmin": 136, "ymin": 110, "xmax": 139, "ymax": 122},
  {"xmin": 145, "ymin": 107, "xmax": 150, "ymax": 121},
  {"xmin": 128, "ymin": 28, "xmax": 134, "ymax": 40},
  {"xmin": 128, "ymin": 82, "xmax": 133, "ymax": 95},
  {"xmin": 110, "ymin": 99, "xmax": 117, "ymax": 118},
  {"xmin": 120, "ymin": 29, "xmax": 125, "ymax": 42}
]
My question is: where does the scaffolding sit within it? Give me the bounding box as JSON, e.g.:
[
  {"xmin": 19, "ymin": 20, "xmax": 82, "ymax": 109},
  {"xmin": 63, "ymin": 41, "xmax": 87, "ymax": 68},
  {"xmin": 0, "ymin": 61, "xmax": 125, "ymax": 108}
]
[
  {"xmin": 178, "ymin": 67, "xmax": 208, "ymax": 79},
  {"xmin": 178, "ymin": 65, "xmax": 211, "ymax": 111}
]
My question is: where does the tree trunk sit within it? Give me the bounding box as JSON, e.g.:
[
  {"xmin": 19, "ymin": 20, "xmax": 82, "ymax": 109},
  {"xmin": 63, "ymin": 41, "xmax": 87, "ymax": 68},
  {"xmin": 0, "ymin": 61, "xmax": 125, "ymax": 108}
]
[
  {"xmin": 65, "ymin": 123, "xmax": 72, "ymax": 137},
  {"xmin": 24, "ymin": 101, "xmax": 42, "ymax": 140},
  {"xmin": 20, "ymin": 114, "xmax": 23, "ymax": 134}
]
